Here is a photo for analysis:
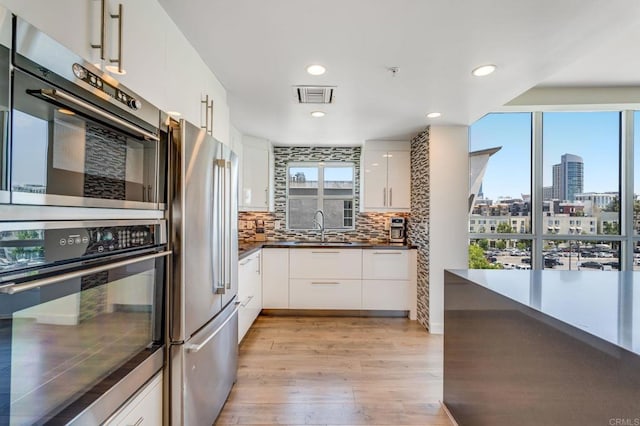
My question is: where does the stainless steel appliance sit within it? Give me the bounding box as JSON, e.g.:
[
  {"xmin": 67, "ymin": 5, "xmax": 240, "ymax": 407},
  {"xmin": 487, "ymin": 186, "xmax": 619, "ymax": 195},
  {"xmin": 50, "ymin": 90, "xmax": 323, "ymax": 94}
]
[
  {"xmin": 166, "ymin": 118, "xmax": 239, "ymax": 425},
  {"xmin": 9, "ymin": 17, "xmax": 166, "ymax": 210},
  {"xmin": 0, "ymin": 219, "xmax": 169, "ymax": 425},
  {"xmin": 389, "ymin": 217, "xmax": 406, "ymax": 243},
  {"xmin": 0, "ymin": 7, "xmax": 11, "ymax": 205}
]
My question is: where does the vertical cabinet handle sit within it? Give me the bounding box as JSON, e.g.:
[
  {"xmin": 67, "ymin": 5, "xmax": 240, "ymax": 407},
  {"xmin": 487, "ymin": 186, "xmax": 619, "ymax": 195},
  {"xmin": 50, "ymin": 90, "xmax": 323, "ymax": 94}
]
[
  {"xmin": 264, "ymin": 187, "xmax": 268, "ymax": 205},
  {"xmin": 201, "ymin": 95, "xmax": 214, "ymax": 135},
  {"xmin": 109, "ymin": 4, "xmax": 124, "ymax": 74},
  {"xmin": 383, "ymin": 188, "xmax": 387, "ymax": 206},
  {"xmin": 208, "ymin": 99, "xmax": 214, "ymax": 136},
  {"xmin": 389, "ymin": 187, "xmax": 393, "ymax": 206},
  {"xmin": 91, "ymin": 0, "xmax": 107, "ymax": 60}
]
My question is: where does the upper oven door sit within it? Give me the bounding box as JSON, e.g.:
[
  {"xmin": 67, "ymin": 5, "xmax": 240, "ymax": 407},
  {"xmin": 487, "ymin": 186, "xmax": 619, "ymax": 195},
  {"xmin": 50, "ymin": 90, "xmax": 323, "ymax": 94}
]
[{"xmin": 10, "ymin": 69, "xmax": 162, "ymax": 209}]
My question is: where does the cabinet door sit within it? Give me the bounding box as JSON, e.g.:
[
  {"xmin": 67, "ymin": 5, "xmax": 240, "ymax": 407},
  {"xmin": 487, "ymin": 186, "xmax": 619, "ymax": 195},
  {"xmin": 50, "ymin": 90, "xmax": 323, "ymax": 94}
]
[
  {"xmin": 105, "ymin": 372, "xmax": 163, "ymax": 426},
  {"xmin": 362, "ymin": 280, "xmax": 410, "ymax": 310},
  {"xmin": 386, "ymin": 150, "xmax": 411, "ymax": 209},
  {"xmin": 362, "ymin": 250, "xmax": 410, "ymax": 280},
  {"xmin": 289, "ymin": 249, "xmax": 362, "ymax": 280},
  {"xmin": 290, "ymin": 279, "xmax": 362, "ymax": 309},
  {"xmin": 1, "ymin": 0, "xmax": 94, "ymax": 62},
  {"xmin": 241, "ymin": 137, "xmax": 270, "ymax": 210},
  {"xmin": 111, "ymin": 0, "xmax": 168, "ymax": 109},
  {"xmin": 362, "ymin": 150, "xmax": 389, "ymax": 209},
  {"xmin": 262, "ymin": 249, "xmax": 289, "ymax": 308}
]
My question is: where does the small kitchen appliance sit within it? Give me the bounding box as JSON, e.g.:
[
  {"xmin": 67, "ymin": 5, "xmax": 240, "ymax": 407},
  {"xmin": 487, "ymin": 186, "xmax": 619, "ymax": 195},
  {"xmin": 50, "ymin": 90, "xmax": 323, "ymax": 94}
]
[{"xmin": 389, "ymin": 217, "xmax": 406, "ymax": 243}]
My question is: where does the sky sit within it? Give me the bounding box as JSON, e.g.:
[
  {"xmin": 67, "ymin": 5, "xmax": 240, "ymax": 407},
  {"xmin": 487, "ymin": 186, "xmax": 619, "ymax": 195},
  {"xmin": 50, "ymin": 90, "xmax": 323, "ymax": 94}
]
[{"xmin": 470, "ymin": 111, "xmax": 632, "ymax": 201}]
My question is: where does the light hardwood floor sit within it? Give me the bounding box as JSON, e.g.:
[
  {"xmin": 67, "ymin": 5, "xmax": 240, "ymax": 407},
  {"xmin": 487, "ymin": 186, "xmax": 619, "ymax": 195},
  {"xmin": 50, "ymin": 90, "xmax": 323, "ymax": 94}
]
[{"xmin": 215, "ymin": 315, "xmax": 452, "ymax": 426}]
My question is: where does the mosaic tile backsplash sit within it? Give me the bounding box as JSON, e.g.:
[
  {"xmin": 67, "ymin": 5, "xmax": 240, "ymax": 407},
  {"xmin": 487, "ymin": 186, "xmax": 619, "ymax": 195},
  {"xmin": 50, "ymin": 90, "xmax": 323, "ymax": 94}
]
[{"xmin": 408, "ymin": 128, "xmax": 430, "ymax": 330}]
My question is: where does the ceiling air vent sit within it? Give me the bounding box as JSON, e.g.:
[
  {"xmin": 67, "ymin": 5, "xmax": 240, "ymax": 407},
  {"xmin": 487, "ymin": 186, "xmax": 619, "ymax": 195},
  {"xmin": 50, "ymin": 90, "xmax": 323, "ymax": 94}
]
[{"xmin": 295, "ymin": 86, "xmax": 336, "ymax": 104}]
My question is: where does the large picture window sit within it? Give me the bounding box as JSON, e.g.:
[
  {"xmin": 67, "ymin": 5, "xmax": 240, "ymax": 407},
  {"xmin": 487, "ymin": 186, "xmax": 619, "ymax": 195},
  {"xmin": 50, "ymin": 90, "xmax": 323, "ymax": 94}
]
[
  {"xmin": 469, "ymin": 111, "xmax": 636, "ymax": 272},
  {"xmin": 287, "ymin": 162, "xmax": 355, "ymax": 230}
]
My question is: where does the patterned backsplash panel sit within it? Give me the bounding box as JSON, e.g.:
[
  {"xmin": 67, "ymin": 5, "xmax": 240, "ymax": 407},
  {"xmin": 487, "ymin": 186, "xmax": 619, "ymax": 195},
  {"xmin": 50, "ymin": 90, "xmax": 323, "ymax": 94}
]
[{"xmin": 239, "ymin": 211, "xmax": 410, "ymax": 243}]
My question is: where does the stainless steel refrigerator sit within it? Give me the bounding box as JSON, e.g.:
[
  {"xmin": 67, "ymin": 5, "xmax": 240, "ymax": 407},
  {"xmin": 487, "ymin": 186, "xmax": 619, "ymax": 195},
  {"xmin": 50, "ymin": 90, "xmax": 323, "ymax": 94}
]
[{"xmin": 167, "ymin": 119, "xmax": 239, "ymax": 425}]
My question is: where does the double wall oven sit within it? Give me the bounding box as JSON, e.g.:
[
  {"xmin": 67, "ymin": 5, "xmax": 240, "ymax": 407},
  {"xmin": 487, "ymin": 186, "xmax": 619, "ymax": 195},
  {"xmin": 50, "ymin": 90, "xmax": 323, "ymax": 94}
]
[{"xmin": 0, "ymin": 10, "xmax": 170, "ymax": 426}]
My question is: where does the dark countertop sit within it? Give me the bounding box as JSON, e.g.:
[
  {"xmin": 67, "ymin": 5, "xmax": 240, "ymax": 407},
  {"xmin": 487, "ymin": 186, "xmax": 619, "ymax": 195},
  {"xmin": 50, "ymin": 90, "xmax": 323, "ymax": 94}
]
[
  {"xmin": 239, "ymin": 240, "xmax": 416, "ymax": 259},
  {"xmin": 446, "ymin": 269, "xmax": 640, "ymax": 357}
]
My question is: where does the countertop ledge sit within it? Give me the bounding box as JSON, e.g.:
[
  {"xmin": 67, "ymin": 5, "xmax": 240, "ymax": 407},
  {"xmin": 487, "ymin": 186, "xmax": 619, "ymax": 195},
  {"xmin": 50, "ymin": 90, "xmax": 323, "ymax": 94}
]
[{"xmin": 239, "ymin": 241, "xmax": 416, "ymax": 259}]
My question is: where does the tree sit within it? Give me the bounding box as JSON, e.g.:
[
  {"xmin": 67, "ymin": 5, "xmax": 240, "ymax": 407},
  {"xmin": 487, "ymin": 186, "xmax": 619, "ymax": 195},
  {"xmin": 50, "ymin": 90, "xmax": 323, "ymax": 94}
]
[
  {"xmin": 468, "ymin": 244, "xmax": 501, "ymax": 269},
  {"xmin": 477, "ymin": 239, "xmax": 489, "ymax": 250},
  {"xmin": 495, "ymin": 240, "xmax": 507, "ymax": 250},
  {"xmin": 496, "ymin": 222, "xmax": 515, "ymax": 233},
  {"xmin": 602, "ymin": 221, "xmax": 619, "ymax": 235},
  {"xmin": 604, "ymin": 197, "xmax": 620, "ymax": 212}
]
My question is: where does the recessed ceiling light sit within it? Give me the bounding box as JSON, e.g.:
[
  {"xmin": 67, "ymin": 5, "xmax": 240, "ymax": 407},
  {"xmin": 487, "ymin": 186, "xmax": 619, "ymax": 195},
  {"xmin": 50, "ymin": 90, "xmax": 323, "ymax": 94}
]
[
  {"xmin": 306, "ymin": 64, "xmax": 326, "ymax": 76},
  {"xmin": 472, "ymin": 64, "xmax": 496, "ymax": 77},
  {"xmin": 426, "ymin": 112, "xmax": 442, "ymax": 118},
  {"xmin": 311, "ymin": 111, "xmax": 325, "ymax": 118},
  {"xmin": 57, "ymin": 108, "xmax": 75, "ymax": 115},
  {"xmin": 167, "ymin": 111, "xmax": 182, "ymax": 117}
]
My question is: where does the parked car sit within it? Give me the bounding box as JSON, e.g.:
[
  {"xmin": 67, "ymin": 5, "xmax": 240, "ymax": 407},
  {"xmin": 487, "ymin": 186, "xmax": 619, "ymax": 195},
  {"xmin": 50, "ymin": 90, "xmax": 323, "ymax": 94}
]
[
  {"xmin": 515, "ymin": 264, "xmax": 531, "ymax": 270},
  {"xmin": 521, "ymin": 257, "xmax": 531, "ymax": 264},
  {"xmin": 578, "ymin": 261, "xmax": 604, "ymax": 270},
  {"xmin": 603, "ymin": 261, "xmax": 619, "ymax": 269}
]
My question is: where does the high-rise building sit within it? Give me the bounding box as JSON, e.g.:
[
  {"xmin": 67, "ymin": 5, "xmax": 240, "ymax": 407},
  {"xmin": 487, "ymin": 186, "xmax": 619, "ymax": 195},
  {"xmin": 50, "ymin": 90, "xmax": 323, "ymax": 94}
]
[{"xmin": 552, "ymin": 154, "xmax": 584, "ymax": 202}]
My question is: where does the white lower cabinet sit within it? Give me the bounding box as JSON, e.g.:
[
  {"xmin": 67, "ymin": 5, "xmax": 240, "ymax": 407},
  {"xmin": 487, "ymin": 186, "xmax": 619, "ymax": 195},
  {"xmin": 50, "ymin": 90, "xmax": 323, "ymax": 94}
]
[
  {"xmin": 262, "ymin": 249, "xmax": 290, "ymax": 309},
  {"xmin": 290, "ymin": 279, "xmax": 362, "ymax": 309},
  {"xmin": 362, "ymin": 280, "xmax": 410, "ymax": 310},
  {"xmin": 260, "ymin": 247, "xmax": 417, "ymax": 318},
  {"xmin": 238, "ymin": 251, "xmax": 262, "ymax": 343},
  {"xmin": 105, "ymin": 372, "xmax": 162, "ymax": 426}
]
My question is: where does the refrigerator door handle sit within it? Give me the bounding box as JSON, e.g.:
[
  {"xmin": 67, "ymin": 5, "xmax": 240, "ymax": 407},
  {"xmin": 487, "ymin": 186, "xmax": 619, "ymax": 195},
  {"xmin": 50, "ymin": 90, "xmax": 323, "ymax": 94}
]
[
  {"xmin": 215, "ymin": 158, "xmax": 226, "ymax": 294},
  {"xmin": 185, "ymin": 301, "xmax": 240, "ymax": 353},
  {"xmin": 225, "ymin": 160, "xmax": 232, "ymax": 290}
]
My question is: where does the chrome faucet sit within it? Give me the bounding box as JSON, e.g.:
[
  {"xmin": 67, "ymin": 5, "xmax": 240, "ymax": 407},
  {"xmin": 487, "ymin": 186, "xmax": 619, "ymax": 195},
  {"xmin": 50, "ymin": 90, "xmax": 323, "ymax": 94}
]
[{"xmin": 313, "ymin": 209, "xmax": 326, "ymax": 242}]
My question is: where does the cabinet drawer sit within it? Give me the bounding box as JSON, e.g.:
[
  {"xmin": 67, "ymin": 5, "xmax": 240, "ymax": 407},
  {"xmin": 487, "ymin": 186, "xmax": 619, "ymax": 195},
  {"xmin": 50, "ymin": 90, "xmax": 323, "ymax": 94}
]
[
  {"xmin": 290, "ymin": 249, "xmax": 362, "ymax": 279},
  {"xmin": 290, "ymin": 279, "xmax": 362, "ymax": 309},
  {"xmin": 362, "ymin": 250, "xmax": 410, "ymax": 280},
  {"xmin": 362, "ymin": 280, "xmax": 410, "ymax": 310},
  {"xmin": 106, "ymin": 372, "xmax": 162, "ymax": 426}
]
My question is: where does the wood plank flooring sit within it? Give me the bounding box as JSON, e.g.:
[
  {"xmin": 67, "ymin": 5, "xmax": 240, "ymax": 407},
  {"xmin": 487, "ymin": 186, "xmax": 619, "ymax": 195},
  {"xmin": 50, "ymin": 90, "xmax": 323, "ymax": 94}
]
[{"xmin": 215, "ymin": 316, "xmax": 452, "ymax": 426}]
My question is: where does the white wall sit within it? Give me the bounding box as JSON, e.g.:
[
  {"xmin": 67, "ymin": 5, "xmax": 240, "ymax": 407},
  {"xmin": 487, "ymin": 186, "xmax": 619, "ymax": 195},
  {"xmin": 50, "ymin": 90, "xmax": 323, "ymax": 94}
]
[{"xmin": 428, "ymin": 125, "xmax": 469, "ymax": 333}]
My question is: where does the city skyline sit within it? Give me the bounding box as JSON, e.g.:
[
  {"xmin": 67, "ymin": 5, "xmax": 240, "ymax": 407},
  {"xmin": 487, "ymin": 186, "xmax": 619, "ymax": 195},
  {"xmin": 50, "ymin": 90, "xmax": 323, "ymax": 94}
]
[{"xmin": 470, "ymin": 112, "xmax": 626, "ymax": 202}]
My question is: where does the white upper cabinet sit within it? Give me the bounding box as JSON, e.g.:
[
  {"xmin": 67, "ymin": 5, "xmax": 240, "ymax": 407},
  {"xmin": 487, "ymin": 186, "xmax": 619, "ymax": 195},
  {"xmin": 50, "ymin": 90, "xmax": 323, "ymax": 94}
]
[
  {"xmin": 0, "ymin": 0, "xmax": 231, "ymax": 144},
  {"xmin": 240, "ymin": 135, "xmax": 273, "ymax": 211},
  {"xmin": 109, "ymin": 0, "xmax": 168, "ymax": 109},
  {"xmin": 362, "ymin": 141, "xmax": 411, "ymax": 211}
]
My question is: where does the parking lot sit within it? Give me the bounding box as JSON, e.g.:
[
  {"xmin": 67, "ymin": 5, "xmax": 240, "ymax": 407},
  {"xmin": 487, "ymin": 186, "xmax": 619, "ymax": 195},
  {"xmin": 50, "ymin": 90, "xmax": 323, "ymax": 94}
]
[{"xmin": 484, "ymin": 249, "xmax": 632, "ymax": 271}]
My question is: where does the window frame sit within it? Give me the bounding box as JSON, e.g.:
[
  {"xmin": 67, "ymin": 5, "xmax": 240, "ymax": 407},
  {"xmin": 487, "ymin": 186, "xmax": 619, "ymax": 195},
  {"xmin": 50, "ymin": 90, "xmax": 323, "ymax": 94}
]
[
  {"xmin": 286, "ymin": 161, "xmax": 356, "ymax": 231},
  {"xmin": 469, "ymin": 110, "xmax": 640, "ymax": 271}
]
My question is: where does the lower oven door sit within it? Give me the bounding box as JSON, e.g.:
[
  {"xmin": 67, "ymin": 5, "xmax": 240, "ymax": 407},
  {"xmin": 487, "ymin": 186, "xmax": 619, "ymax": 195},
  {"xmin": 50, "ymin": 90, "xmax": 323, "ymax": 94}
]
[{"xmin": 0, "ymin": 249, "xmax": 169, "ymax": 425}]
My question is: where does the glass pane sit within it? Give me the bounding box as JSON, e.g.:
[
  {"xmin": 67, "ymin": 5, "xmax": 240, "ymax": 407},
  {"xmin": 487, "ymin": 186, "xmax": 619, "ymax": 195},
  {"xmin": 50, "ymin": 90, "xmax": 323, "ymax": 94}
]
[
  {"xmin": 288, "ymin": 198, "xmax": 318, "ymax": 229},
  {"xmin": 468, "ymin": 238, "xmax": 531, "ymax": 270},
  {"xmin": 11, "ymin": 107, "xmax": 158, "ymax": 202},
  {"xmin": 4, "ymin": 259, "xmax": 158, "ymax": 424},
  {"xmin": 469, "ymin": 113, "xmax": 532, "ymax": 235},
  {"xmin": 634, "ymin": 111, "xmax": 640, "ymax": 236},
  {"xmin": 542, "ymin": 112, "xmax": 620, "ymax": 236},
  {"xmin": 288, "ymin": 166, "xmax": 318, "ymax": 196},
  {"xmin": 323, "ymin": 199, "xmax": 353, "ymax": 229},
  {"xmin": 324, "ymin": 166, "xmax": 354, "ymax": 196},
  {"xmin": 542, "ymin": 240, "xmax": 619, "ymax": 270}
]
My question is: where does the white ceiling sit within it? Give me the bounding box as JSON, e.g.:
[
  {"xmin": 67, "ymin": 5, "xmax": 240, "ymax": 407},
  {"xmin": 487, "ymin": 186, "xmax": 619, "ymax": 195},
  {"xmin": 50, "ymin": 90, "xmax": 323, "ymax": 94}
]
[{"xmin": 158, "ymin": 0, "xmax": 640, "ymax": 145}]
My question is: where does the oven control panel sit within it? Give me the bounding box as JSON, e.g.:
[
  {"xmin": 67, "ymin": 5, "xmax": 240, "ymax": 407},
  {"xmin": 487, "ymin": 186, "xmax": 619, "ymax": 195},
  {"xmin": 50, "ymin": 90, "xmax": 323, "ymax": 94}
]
[
  {"xmin": 45, "ymin": 224, "xmax": 159, "ymax": 262},
  {"xmin": 72, "ymin": 63, "xmax": 142, "ymax": 111}
]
